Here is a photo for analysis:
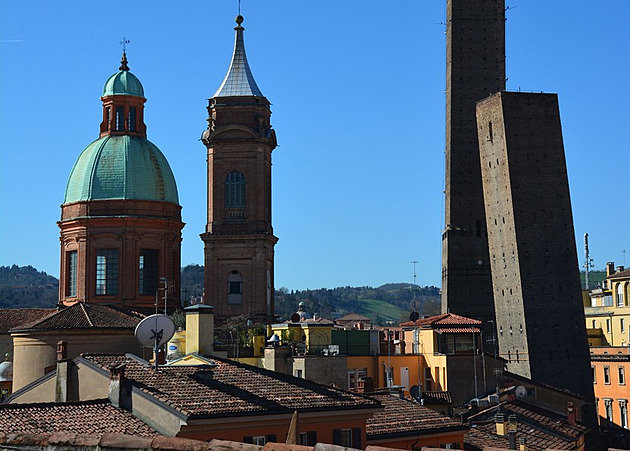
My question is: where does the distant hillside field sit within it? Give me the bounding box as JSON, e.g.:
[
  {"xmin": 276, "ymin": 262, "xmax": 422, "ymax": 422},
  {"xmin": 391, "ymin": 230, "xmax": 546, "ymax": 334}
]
[{"xmin": 0, "ymin": 264, "xmax": 440, "ymax": 325}]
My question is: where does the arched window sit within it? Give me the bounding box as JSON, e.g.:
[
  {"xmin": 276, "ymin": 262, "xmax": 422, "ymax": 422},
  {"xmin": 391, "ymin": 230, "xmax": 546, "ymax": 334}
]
[
  {"xmin": 225, "ymin": 171, "xmax": 246, "ymax": 208},
  {"xmin": 227, "ymin": 271, "xmax": 243, "ymax": 304}
]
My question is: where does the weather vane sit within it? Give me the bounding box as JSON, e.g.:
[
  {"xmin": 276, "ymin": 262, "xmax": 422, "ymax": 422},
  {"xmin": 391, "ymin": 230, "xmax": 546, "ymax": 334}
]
[{"xmin": 119, "ymin": 37, "xmax": 130, "ymax": 53}]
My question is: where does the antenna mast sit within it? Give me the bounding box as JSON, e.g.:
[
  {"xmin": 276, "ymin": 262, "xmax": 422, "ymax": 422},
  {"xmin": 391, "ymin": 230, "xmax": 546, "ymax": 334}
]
[{"xmin": 583, "ymin": 233, "xmax": 594, "ymax": 290}]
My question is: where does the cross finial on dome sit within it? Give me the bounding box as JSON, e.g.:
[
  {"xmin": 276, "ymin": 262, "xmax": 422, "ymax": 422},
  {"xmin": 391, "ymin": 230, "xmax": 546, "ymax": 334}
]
[{"xmin": 119, "ymin": 37, "xmax": 131, "ymax": 71}]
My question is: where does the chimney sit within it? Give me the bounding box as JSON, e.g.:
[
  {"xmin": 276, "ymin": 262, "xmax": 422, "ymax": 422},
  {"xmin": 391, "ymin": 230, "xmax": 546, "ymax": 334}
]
[
  {"xmin": 508, "ymin": 431, "xmax": 517, "ymax": 450},
  {"xmin": 606, "ymin": 262, "xmax": 615, "ymax": 277},
  {"xmin": 508, "ymin": 414, "xmax": 518, "ymax": 433},
  {"xmin": 55, "ymin": 341, "xmax": 72, "ymax": 402},
  {"xmin": 567, "ymin": 401, "xmax": 576, "ymax": 425},
  {"xmin": 185, "ymin": 304, "xmax": 215, "ymax": 356},
  {"xmin": 617, "ymin": 266, "xmax": 625, "ymax": 274},
  {"xmin": 56, "ymin": 340, "xmax": 67, "ymax": 361},
  {"xmin": 108, "ymin": 364, "xmax": 130, "ymax": 409},
  {"xmin": 519, "ymin": 436, "xmax": 527, "ymax": 451},
  {"xmin": 495, "ymin": 413, "xmax": 507, "ymax": 436},
  {"xmin": 357, "ymin": 376, "xmax": 374, "ymax": 393}
]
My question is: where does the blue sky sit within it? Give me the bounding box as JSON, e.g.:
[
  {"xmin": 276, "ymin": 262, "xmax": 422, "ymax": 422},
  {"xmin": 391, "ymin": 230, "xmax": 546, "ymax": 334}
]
[{"xmin": 1, "ymin": 1, "xmax": 628, "ymax": 290}]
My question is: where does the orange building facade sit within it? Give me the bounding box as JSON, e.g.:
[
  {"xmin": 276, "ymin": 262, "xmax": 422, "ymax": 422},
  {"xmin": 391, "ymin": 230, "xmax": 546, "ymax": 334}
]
[{"xmin": 591, "ymin": 346, "xmax": 630, "ymax": 429}]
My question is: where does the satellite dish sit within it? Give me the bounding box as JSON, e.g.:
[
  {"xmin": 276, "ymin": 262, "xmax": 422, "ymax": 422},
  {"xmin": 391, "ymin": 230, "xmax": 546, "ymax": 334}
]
[
  {"xmin": 409, "ymin": 311, "xmax": 420, "ymax": 322},
  {"xmin": 410, "ymin": 385, "xmax": 420, "ymax": 400},
  {"xmin": 135, "ymin": 314, "xmax": 176, "ymax": 348},
  {"xmin": 515, "ymin": 385, "xmax": 527, "ymax": 398}
]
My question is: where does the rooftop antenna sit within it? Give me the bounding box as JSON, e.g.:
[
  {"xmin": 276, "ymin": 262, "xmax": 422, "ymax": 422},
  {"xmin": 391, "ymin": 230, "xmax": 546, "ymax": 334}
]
[
  {"xmin": 583, "ymin": 233, "xmax": 594, "ymax": 290},
  {"xmin": 410, "ymin": 260, "xmax": 419, "ymax": 314}
]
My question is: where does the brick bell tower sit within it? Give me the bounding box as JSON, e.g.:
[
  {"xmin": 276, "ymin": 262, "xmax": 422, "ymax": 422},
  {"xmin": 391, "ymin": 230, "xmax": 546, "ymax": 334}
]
[
  {"xmin": 201, "ymin": 16, "xmax": 278, "ymax": 324},
  {"xmin": 59, "ymin": 52, "xmax": 184, "ymax": 313}
]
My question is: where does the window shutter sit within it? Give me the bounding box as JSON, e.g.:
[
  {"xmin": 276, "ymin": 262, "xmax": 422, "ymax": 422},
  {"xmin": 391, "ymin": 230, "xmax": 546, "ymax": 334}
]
[
  {"xmin": 307, "ymin": 431, "xmax": 317, "ymax": 446},
  {"xmin": 333, "ymin": 429, "xmax": 342, "ymax": 445},
  {"xmin": 352, "ymin": 427, "xmax": 362, "ymax": 449}
]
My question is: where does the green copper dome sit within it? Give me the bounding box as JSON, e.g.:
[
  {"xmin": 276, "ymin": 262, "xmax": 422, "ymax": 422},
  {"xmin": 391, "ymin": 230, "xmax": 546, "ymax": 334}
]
[
  {"xmin": 64, "ymin": 135, "xmax": 179, "ymax": 205},
  {"xmin": 102, "ymin": 53, "xmax": 144, "ymax": 97},
  {"xmin": 103, "ymin": 70, "xmax": 144, "ymax": 97}
]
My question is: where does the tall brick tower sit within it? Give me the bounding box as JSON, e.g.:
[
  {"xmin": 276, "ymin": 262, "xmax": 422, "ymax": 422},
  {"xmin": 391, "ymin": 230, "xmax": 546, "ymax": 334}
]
[
  {"xmin": 201, "ymin": 16, "xmax": 277, "ymax": 324},
  {"xmin": 442, "ymin": 0, "xmax": 506, "ymax": 322},
  {"xmin": 476, "ymin": 92, "xmax": 594, "ymax": 401}
]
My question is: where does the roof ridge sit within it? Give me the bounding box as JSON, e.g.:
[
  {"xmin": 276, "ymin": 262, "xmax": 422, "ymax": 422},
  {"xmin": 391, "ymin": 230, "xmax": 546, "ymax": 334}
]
[{"xmin": 80, "ymin": 303, "xmax": 94, "ymax": 327}]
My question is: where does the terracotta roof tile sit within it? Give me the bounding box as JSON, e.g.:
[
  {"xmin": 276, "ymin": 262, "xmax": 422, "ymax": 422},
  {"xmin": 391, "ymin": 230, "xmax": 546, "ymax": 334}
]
[
  {"xmin": 465, "ymin": 400, "xmax": 587, "ymax": 451},
  {"xmin": 335, "ymin": 314, "xmax": 372, "ymax": 322},
  {"xmin": 421, "ymin": 391, "xmax": 452, "ymax": 405},
  {"xmin": 0, "ymin": 308, "xmax": 57, "ymax": 333},
  {"xmin": 0, "ymin": 399, "xmax": 157, "ymax": 436},
  {"xmin": 366, "ymin": 393, "xmax": 465, "ymax": 438},
  {"xmin": 607, "ymin": 268, "xmax": 630, "ymax": 280},
  {"xmin": 82, "ymin": 354, "xmax": 379, "ymax": 417},
  {"xmin": 10, "ymin": 304, "xmax": 143, "ymax": 332},
  {"xmin": 400, "ymin": 313, "xmax": 481, "ymax": 328},
  {"xmin": 435, "ymin": 327, "xmax": 481, "ymax": 333}
]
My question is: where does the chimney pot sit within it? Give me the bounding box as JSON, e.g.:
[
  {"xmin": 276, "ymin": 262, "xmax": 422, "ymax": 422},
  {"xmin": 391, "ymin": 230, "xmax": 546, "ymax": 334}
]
[
  {"xmin": 567, "ymin": 401, "xmax": 576, "ymax": 425},
  {"xmin": 56, "ymin": 341, "xmax": 68, "ymax": 361},
  {"xmin": 508, "ymin": 413, "xmax": 518, "ymax": 432},
  {"xmin": 495, "ymin": 413, "xmax": 507, "ymax": 436},
  {"xmin": 508, "ymin": 431, "xmax": 517, "ymax": 450}
]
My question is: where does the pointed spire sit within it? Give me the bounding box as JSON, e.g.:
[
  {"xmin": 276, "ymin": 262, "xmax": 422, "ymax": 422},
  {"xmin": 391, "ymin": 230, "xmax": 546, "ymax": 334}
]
[
  {"xmin": 213, "ymin": 15, "xmax": 263, "ymax": 98},
  {"xmin": 119, "ymin": 52, "xmax": 130, "ymax": 71}
]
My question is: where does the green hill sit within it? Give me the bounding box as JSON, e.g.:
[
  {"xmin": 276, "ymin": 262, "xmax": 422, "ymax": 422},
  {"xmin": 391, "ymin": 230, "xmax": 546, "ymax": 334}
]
[{"xmin": 0, "ymin": 265, "xmax": 59, "ymax": 308}]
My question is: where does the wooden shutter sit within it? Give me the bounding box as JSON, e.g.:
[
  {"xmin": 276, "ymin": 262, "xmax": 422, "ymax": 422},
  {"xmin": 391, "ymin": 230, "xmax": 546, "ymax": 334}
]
[
  {"xmin": 333, "ymin": 429, "xmax": 342, "ymax": 445},
  {"xmin": 352, "ymin": 428, "xmax": 362, "ymax": 449}
]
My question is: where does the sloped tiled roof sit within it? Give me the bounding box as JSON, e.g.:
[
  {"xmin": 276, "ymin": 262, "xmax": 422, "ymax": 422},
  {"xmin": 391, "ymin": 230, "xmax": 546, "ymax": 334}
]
[
  {"xmin": 608, "ymin": 268, "xmax": 630, "ymax": 279},
  {"xmin": 10, "ymin": 303, "xmax": 143, "ymax": 332},
  {"xmin": 0, "ymin": 399, "xmax": 157, "ymax": 436},
  {"xmin": 400, "ymin": 313, "xmax": 482, "ymax": 329},
  {"xmin": 421, "ymin": 391, "xmax": 452, "ymax": 405},
  {"xmin": 0, "ymin": 308, "xmax": 57, "ymax": 333},
  {"xmin": 335, "ymin": 313, "xmax": 372, "ymax": 322},
  {"xmin": 465, "ymin": 399, "xmax": 587, "ymax": 451},
  {"xmin": 366, "ymin": 393, "xmax": 465, "ymax": 439},
  {"xmin": 81, "ymin": 354, "xmax": 379, "ymax": 418}
]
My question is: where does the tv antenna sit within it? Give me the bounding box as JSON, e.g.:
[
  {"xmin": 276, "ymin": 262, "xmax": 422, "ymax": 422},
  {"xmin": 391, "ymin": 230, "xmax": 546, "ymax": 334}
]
[{"xmin": 583, "ymin": 233, "xmax": 594, "ymax": 290}]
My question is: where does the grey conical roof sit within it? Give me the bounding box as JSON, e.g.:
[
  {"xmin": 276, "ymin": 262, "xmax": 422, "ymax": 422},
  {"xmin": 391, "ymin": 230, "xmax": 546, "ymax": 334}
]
[{"xmin": 213, "ymin": 16, "xmax": 263, "ymax": 98}]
